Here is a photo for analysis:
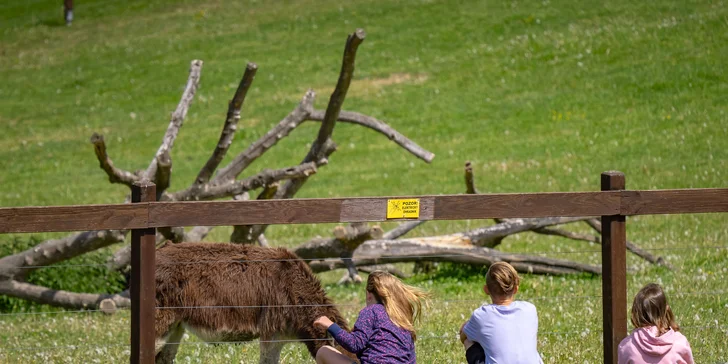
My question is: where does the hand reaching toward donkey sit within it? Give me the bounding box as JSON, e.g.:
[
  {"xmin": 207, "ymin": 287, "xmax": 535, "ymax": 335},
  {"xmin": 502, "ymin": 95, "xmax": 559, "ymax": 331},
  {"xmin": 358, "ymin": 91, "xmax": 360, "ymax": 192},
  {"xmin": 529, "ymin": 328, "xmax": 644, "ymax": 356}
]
[{"xmin": 314, "ymin": 316, "xmax": 335, "ymax": 330}]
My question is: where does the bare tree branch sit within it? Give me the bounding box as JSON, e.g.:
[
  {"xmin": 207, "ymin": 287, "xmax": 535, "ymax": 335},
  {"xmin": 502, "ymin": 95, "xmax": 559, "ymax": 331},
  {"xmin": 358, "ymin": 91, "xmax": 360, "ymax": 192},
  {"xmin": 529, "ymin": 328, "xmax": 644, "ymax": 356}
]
[
  {"xmin": 169, "ymin": 162, "xmax": 317, "ymax": 201},
  {"xmin": 214, "ymin": 90, "xmax": 316, "ymax": 183},
  {"xmin": 144, "ymin": 59, "xmax": 203, "ymax": 181},
  {"xmin": 532, "ymin": 226, "xmax": 600, "ymax": 243},
  {"xmin": 195, "ymin": 62, "xmax": 258, "ymax": 185},
  {"xmin": 184, "ymin": 226, "xmax": 215, "ymax": 243},
  {"xmin": 358, "ymin": 239, "xmax": 601, "ymax": 274},
  {"xmin": 586, "ymin": 219, "xmax": 670, "ymax": 267},
  {"xmin": 357, "ymin": 264, "xmax": 409, "ymax": 279},
  {"xmin": 257, "ymin": 234, "xmax": 270, "ymax": 247},
  {"xmin": 465, "ymin": 161, "xmax": 478, "ymax": 194},
  {"xmin": 465, "ymin": 216, "xmax": 594, "ymax": 247},
  {"xmin": 89, "ymin": 133, "xmax": 139, "ymax": 187},
  {"xmin": 307, "ymin": 110, "xmax": 435, "ymax": 163},
  {"xmin": 243, "ymin": 30, "xmax": 367, "ymax": 243},
  {"xmin": 158, "ymin": 226, "xmax": 185, "ymax": 244},
  {"xmin": 231, "ymin": 183, "xmax": 279, "ymax": 244},
  {"xmin": 333, "ymin": 222, "xmax": 383, "ymax": 242},
  {"xmin": 315, "ymin": 28, "xmax": 366, "ymax": 148},
  {"xmin": 383, "ymin": 221, "xmax": 426, "ymax": 240},
  {"xmin": 309, "ymin": 239, "xmax": 601, "ymax": 275},
  {"xmin": 0, "ymin": 230, "xmax": 127, "ymax": 281},
  {"xmin": 0, "ymin": 280, "xmax": 130, "ymax": 309},
  {"xmin": 155, "ymin": 149, "xmax": 172, "ymax": 197}
]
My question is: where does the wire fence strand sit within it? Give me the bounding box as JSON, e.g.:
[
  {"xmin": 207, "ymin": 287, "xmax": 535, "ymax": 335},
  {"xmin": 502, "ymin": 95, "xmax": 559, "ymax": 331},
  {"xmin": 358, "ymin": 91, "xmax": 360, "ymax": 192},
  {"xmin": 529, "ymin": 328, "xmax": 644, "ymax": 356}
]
[
  {"xmin": 2, "ymin": 290, "xmax": 726, "ymax": 318},
  {"xmin": 2, "ymin": 244, "xmax": 726, "ymax": 271}
]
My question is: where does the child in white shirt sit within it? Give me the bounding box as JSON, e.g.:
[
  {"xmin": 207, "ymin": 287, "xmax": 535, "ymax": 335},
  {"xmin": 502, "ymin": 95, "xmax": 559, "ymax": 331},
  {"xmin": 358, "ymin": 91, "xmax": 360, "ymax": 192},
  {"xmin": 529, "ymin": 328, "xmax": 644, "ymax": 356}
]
[{"xmin": 459, "ymin": 262, "xmax": 543, "ymax": 364}]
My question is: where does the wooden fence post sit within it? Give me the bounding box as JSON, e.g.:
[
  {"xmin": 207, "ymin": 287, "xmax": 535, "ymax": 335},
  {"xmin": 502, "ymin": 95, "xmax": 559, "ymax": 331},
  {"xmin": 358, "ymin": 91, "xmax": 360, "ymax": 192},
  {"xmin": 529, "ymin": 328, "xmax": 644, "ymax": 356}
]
[
  {"xmin": 131, "ymin": 181, "xmax": 156, "ymax": 364},
  {"xmin": 601, "ymin": 171, "xmax": 627, "ymax": 364}
]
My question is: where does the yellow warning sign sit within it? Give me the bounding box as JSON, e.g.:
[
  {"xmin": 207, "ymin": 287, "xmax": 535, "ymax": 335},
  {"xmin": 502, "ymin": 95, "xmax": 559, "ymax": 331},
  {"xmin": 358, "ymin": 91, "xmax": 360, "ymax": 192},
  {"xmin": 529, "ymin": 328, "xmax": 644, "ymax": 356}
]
[{"xmin": 386, "ymin": 199, "xmax": 420, "ymax": 219}]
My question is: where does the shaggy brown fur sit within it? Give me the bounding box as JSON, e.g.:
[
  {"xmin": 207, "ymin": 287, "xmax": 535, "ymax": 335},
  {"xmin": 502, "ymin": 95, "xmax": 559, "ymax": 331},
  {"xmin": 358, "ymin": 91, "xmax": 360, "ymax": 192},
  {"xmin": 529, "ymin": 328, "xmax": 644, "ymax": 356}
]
[{"xmin": 154, "ymin": 242, "xmax": 353, "ymax": 364}]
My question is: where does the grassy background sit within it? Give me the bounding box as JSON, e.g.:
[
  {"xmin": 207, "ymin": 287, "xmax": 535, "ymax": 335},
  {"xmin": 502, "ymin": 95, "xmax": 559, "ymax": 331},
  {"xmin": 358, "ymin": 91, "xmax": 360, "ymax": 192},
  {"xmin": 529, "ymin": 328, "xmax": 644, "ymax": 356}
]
[{"xmin": 1, "ymin": 0, "xmax": 727, "ymax": 362}]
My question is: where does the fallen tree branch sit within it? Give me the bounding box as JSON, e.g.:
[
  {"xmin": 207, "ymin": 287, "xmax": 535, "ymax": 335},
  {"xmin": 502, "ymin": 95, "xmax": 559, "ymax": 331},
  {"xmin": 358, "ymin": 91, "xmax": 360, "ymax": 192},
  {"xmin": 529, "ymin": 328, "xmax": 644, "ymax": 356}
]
[
  {"xmin": 89, "ymin": 133, "xmax": 139, "ymax": 188},
  {"xmin": 232, "ymin": 183, "xmax": 279, "ymax": 244},
  {"xmin": 586, "ymin": 219, "xmax": 670, "ymax": 267},
  {"xmin": 155, "ymin": 150, "xmax": 172, "ymax": 197},
  {"xmin": 169, "ymin": 162, "xmax": 318, "ymax": 201},
  {"xmin": 465, "ymin": 216, "xmax": 594, "ymax": 247},
  {"xmin": 307, "ymin": 110, "xmax": 434, "ymax": 163},
  {"xmin": 357, "ymin": 264, "xmax": 409, "ymax": 279},
  {"xmin": 0, "ymin": 280, "xmax": 130, "ymax": 310},
  {"xmin": 242, "ymin": 29, "xmax": 367, "ymax": 243},
  {"xmin": 0, "ymin": 230, "xmax": 127, "ymax": 281},
  {"xmin": 315, "ymin": 29, "xmax": 366, "ymax": 148},
  {"xmin": 532, "ymin": 226, "xmax": 600, "ymax": 244},
  {"xmin": 185, "ymin": 226, "xmax": 215, "ymax": 243},
  {"xmin": 464, "ymin": 161, "xmax": 478, "ymax": 194},
  {"xmin": 144, "ymin": 59, "xmax": 203, "ymax": 181},
  {"xmin": 194, "ymin": 62, "xmax": 258, "ymax": 185},
  {"xmin": 158, "ymin": 226, "xmax": 185, "ymax": 244},
  {"xmin": 214, "ymin": 90, "xmax": 316, "ymax": 183},
  {"xmin": 293, "ymin": 223, "xmax": 382, "ymax": 260},
  {"xmin": 291, "ymin": 217, "xmax": 596, "ymax": 265},
  {"xmin": 334, "ymin": 222, "xmax": 383, "ymax": 242},
  {"xmin": 309, "ymin": 239, "xmax": 600, "ymax": 275},
  {"xmin": 383, "ymin": 221, "xmax": 426, "ymax": 240}
]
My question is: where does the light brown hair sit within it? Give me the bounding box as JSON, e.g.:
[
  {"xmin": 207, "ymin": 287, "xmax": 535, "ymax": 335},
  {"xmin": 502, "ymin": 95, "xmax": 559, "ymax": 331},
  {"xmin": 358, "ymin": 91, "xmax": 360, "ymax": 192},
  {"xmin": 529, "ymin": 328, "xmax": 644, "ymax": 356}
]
[
  {"xmin": 366, "ymin": 271, "xmax": 430, "ymax": 340},
  {"xmin": 486, "ymin": 262, "xmax": 520, "ymax": 297},
  {"xmin": 630, "ymin": 283, "xmax": 680, "ymax": 335}
]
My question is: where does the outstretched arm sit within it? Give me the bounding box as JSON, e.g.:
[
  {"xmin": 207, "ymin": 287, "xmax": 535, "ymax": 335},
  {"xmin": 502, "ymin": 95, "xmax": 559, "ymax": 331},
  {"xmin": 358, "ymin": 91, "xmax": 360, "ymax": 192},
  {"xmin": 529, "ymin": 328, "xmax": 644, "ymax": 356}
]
[{"xmin": 314, "ymin": 307, "xmax": 377, "ymax": 354}]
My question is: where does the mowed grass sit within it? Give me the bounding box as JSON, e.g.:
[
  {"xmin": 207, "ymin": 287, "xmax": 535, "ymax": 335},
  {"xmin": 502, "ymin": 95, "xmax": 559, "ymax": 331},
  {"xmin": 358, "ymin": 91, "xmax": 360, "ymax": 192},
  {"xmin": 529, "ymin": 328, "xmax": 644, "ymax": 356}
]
[{"xmin": 1, "ymin": 0, "xmax": 727, "ymax": 362}]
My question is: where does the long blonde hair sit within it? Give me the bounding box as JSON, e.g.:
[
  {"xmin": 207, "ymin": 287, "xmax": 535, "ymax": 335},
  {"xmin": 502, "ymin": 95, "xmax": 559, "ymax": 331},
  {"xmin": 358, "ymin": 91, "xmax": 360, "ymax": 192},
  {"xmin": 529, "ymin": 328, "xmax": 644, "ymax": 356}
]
[{"xmin": 366, "ymin": 271, "xmax": 430, "ymax": 340}]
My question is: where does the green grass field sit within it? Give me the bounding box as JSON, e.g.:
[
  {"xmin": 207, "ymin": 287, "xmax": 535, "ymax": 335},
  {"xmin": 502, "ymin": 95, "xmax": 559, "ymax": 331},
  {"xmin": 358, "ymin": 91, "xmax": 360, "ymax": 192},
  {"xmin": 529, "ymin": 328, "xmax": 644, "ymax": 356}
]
[{"xmin": 1, "ymin": 0, "xmax": 727, "ymax": 362}]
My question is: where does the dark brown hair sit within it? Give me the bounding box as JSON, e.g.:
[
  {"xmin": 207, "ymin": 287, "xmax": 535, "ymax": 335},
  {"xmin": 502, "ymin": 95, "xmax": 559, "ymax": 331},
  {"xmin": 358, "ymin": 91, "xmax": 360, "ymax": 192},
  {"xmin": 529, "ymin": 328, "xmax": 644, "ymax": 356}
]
[
  {"xmin": 486, "ymin": 262, "xmax": 520, "ymax": 297},
  {"xmin": 630, "ymin": 283, "xmax": 680, "ymax": 335}
]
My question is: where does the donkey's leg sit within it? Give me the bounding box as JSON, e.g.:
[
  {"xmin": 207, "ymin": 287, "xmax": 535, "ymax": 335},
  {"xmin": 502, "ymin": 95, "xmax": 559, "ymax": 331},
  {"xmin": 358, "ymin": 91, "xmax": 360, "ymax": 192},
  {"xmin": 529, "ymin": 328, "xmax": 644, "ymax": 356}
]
[
  {"xmin": 259, "ymin": 338, "xmax": 286, "ymax": 364},
  {"xmin": 154, "ymin": 307, "xmax": 181, "ymax": 363},
  {"xmin": 155, "ymin": 323, "xmax": 185, "ymax": 364}
]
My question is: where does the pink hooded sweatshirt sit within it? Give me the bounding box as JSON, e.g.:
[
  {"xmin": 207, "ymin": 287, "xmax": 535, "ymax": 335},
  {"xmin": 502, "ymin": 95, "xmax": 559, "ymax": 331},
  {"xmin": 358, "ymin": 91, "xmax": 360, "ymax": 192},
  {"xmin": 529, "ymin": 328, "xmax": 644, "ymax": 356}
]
[{"xmin": 618, "ymin": 326, "xmax": 694, "ymax": 364}]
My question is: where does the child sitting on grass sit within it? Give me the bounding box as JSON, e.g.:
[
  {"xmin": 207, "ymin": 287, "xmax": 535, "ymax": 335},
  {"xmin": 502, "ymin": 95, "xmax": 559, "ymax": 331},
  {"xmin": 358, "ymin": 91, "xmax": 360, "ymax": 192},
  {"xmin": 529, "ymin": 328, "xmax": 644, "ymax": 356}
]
[
  {"xmin": 459, "ymin": 261, "xmax": 543, "ymax": 364},
  {"xmin": 618, "ymin": 283, "xmax": 694, "ymax": 364},
  {"xmin": 313, "ymin": 271, "xmax": 430, "ymax": 364}
]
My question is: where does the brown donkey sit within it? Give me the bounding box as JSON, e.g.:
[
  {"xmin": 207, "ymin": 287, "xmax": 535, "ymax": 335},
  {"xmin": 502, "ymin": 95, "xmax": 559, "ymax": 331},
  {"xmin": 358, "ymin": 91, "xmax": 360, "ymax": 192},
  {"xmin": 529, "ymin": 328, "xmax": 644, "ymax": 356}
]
[{"xmin": 154, "ymin": 242, "xmax": 353, "ymax": 364}]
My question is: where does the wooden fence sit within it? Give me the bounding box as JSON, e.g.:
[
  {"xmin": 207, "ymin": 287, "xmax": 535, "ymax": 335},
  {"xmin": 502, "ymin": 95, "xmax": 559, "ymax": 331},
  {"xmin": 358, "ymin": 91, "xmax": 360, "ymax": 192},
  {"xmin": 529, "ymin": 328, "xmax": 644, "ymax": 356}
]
[{"xmin": 1, "ymin": 171, "xmax": 727, "ymax": 364}]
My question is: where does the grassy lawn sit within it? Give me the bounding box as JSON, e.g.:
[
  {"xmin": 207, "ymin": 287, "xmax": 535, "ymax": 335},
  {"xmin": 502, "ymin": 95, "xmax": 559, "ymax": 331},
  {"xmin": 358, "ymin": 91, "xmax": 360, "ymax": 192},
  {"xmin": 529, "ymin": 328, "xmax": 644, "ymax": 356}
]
[{"xmin": 1, "ymin": 0, "xmax": 727, "ymax": 362}]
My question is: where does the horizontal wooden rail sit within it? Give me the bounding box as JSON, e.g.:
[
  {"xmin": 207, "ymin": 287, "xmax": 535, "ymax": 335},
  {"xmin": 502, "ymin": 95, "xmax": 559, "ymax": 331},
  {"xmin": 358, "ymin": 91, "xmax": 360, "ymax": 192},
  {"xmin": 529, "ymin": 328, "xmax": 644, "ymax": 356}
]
[
  {"xmin": 0, "ymin": 203, "xmax": 149, "ymax": 233},
  {"xmin": 1, "ymin": 188, "xmax": 727, "ymax": 234},
  {"xmin": 149, "ymin": 191, "xmax": 620, "ymax": 227},
  {"xmin": 621, "ymin": 188, "xmax": 728, "ymax": 215}
]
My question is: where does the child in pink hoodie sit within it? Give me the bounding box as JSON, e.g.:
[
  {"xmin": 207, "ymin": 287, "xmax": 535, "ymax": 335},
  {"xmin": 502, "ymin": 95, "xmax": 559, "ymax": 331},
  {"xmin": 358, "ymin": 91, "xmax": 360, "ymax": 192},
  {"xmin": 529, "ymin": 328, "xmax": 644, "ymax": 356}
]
[{"xmin": 618, "ymin": 283, "xmax": 694, "ymax": 364}]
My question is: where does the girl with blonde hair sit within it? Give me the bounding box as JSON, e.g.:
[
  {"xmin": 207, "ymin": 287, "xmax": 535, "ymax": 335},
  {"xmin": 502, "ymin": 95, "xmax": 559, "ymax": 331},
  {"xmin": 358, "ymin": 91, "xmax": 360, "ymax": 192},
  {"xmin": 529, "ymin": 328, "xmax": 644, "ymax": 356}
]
[{"xmin": 313, "ymin": 271, "xmax": 430, "ymax": 364}]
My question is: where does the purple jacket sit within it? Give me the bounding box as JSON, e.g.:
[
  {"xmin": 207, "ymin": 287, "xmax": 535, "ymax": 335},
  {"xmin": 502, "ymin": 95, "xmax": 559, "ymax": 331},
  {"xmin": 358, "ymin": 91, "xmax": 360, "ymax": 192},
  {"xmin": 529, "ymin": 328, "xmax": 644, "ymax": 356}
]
[{"xmin": 327, "ymin": 304, "xmax": 416, "ymax": 364}]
